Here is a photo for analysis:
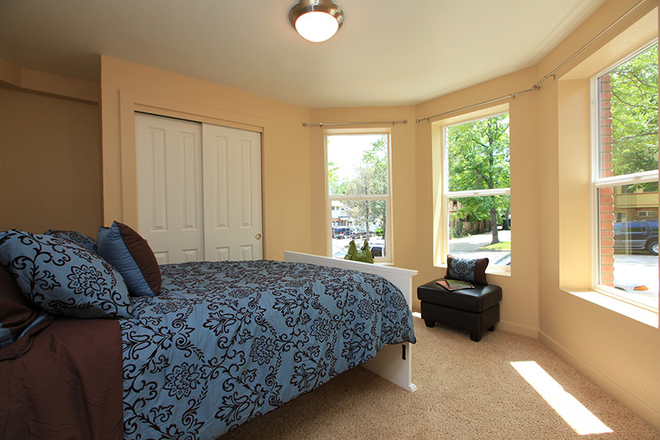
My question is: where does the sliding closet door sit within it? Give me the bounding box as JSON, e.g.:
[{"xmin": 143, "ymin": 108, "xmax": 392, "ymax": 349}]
[
  {"xmin": 135, "ymin": 112, "xmax": 263, "ymax": 264},
  {"xmin": 202, "ymin": 124, "xmax": 263, "ymax": 261},
  {"xmin": 135, "ymin": 113, "xmax": 204, "ymax": 264}
]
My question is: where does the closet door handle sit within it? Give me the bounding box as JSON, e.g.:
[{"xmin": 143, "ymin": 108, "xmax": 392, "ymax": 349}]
[{"xmin": 255, "ymin": 233, "xmax": 262, "ymax": 240}]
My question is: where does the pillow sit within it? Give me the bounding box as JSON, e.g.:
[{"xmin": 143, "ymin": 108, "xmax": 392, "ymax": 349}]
[
  {"xmin": 97, "ymin": 221, "xmax": 161, "ymax": 297},
  {"xmin": 0, "ymin": 230, "xmax": 132, "ymax": 319},
  {"xmin": 446, "ymin": 255, "xmax": 489, "ymax": 285},
  {"xmin": 43, "ymin": 229, "xmax": 98, "ymax": 254},
  {"xmin": 0, "ymin": 264, "xmax": 53, "ymax": 350}
]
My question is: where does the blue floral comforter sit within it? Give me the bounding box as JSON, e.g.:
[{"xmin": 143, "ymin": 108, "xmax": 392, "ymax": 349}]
[{"xmin": 120, "ymin": 260, "xmax": 416, "ymax": 439}]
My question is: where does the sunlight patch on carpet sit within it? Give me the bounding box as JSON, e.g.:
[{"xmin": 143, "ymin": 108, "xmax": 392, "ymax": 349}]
[{"xmin": 511, "ymin": 361, "xmax": 613, "ymax": 435}]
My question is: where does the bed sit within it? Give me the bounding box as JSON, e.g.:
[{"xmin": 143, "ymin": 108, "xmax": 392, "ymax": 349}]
[{"xmin": 0, "ymin": 225, "xmax": 417, "ymax": 440}]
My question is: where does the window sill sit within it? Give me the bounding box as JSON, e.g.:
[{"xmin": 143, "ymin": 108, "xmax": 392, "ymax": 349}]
[
  {"xmin": 487, "ymin": 265, "xmax": 511, "ymax": 277},
  {"xmin": 566, "ymin": 289, "xmax": 659, "ymax": 328}
]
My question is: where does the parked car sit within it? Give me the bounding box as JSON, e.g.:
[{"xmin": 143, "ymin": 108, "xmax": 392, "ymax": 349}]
[
  {"xmin": 350, "ymin": 228, "xmax": 370, "ymax": 239},
  {"xmin": 495, "ymin": 253, "xmax": 511, "ymax": 266},
  {"xmin": 369, "ymin": 240, "xmax": 385, "ymax": 257},
  {"xmin": 332, "ymin": 227, "xmax": 352, "ymax": 239},
  {"xmin": 613, "ymin": 220, "xmax": 658, "ymax": 255}
]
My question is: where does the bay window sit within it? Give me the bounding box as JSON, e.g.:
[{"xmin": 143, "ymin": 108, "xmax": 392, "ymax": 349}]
[
  {"xmin": 593, "ymin": 42, "xmax": 658, "ymax": 309},
  {"xmin": 326, "ymin": 129, "xmax": 392, "ymax": 262}
]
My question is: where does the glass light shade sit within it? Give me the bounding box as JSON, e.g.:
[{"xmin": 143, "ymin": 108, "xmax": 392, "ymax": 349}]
[{"xmin": 295, "ymin": 11, "xmax": 339, "ymax": 42}]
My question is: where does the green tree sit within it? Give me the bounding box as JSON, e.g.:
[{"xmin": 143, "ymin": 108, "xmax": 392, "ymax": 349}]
[
  {"xmin": 328, "ymin": 161, "xmax": 347, "ymax": 195},
  {"xmin": 609, "ymin": 43, "xmax": 658, "ymax": 185},
  {"xmin": 344, "ymin": 136, "xmax": 388, "ymax": 237},
  {"xmin": 447, "ymin": 114, "xmax": 510, "ymax": 244}
]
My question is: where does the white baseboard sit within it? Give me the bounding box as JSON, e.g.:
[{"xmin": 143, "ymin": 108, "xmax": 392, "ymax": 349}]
[
  {"xmin": 539, "ymin": 331, "xmax": 660, "ymax": 432},
  {"xmin": 498, "ymin": 320, "xmax": 539, "ymax": 339}
]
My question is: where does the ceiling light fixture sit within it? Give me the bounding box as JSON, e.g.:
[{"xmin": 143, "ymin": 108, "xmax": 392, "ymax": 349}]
[{"xmin": 289, "ymin": 0, "xmax": 345, "ymax": 43}]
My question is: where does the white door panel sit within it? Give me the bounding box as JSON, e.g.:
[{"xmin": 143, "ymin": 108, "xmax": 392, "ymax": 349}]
[
  {"xmin": 203, "ymin": 124, "xmax": 263, "ymax": 261},
  {"xmin": 136, "ymin": 113, "xmax": 204, "ymax": 264}
]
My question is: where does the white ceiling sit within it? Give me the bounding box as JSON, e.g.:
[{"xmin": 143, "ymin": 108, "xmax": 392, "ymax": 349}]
[{"xmin": 0, "ymin": 0, "xmax": 607, "ymax": 108}]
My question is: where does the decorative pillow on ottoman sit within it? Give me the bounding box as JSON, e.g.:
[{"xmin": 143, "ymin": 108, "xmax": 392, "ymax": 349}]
[
  {"xmin": 0, "ymin": 230, "xmax": 132, "ymax": 319},
  {"xmin": 43, "ymin": 229, "xmax": 98, "ymax": 254},
  {"xmin": 446, "ymin": 255, "xmax": 489, "ymax": 285},
  {"xmin": 97, "ymin": 221, "xmax": 161, "ymax": 297}
]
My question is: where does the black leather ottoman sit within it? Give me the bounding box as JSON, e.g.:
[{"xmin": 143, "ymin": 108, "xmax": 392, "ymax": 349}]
[{"xmin": 417, "ymin": 280, "xmax": 502, "ymax": 342}]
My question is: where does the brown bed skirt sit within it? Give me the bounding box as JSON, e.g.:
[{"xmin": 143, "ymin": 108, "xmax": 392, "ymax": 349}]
[{"xmin": 0, "ymin": 317, "xmax": 123, "ymax": 440}]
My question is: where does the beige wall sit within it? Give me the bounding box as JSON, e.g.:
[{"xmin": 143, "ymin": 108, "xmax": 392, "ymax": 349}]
[
  {"xmin": 413, "ymin": 0, "xmax": 659, "ymax": 429},
  {"xmin": 99, "ymin": 56, "xmax": 312, "ymax": 261},
  {"xmin": 0, "ymin": 0, "xmax": 658, "ymax": 430},
  {"xmin": 414, "ymin": 66, "xmax": 542, "ymax": 337},
  {"xmin": 0, "ymin": 87, "xmax": 102, "ymax": 236},
  {"xmin": 540, "ymin": 1, "xmax": 660, "ymax": 428}
]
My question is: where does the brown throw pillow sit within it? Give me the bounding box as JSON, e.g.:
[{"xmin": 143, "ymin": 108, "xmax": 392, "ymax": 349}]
[{"xmin": 97, "ymin": 221, "xmax": 161, "ymax": 297}]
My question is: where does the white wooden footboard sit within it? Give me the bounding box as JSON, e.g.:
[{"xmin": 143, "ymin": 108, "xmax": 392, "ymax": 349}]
[{"xmin": 283, "ymin": 251, "xmax": 418, "ymax": 392}]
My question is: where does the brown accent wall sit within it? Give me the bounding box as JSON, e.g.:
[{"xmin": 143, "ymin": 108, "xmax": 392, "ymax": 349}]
[{"xmin": 0, "ymin": 87, "xmax": 102, "ymax": 236}]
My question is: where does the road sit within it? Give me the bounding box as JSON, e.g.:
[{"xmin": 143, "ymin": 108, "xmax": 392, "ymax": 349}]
[
  {"xmin": 448, "ymin": 230, "xmax": 511, "ymax": 266},
  {"xmin": 613, "ymin": 254, "xmax": 658, "ymax": 307}
]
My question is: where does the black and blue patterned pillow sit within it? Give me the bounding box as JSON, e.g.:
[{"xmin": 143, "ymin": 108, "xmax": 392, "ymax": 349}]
[
  {"xmin": 43, "ymin": 229, "xmax": 98, "ymax": 254},
  {"xmin": 446, "ymin": 255, "xmax": 489, "ymax": 285},
  {"xmin": 0, "ymin": 230, "xmax": 132, "ymax": 319}
]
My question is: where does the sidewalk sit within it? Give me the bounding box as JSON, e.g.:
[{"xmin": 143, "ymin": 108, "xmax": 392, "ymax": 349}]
[{"xmin": 450, "ymin": 230, "xmax": 510, "ymax": 250}]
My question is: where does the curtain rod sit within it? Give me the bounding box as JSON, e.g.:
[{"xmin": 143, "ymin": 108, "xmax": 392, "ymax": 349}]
[
  {"xmin": 533, "ymin": 0, "xmax": 647, "ymax": 89},
  {"xmin": 415, "ymin": 87, "xmax": 538, "ymax": 123},
  {"xmin": 416, "ymin": 0, "xmax": 648, "ymax": 123},
  {"xmin": 303, "ymin": 120, "xmax": 407, "ymax": 127}
]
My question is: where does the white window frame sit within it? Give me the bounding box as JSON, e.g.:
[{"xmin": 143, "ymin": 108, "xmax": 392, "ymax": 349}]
[
  {"xmin": 590, "ymin": 40, "xmax": 659, "ymax": 311},
  {"xmin": 324, "ymin": 127, "xmax": 393, "ymax": 263},
  {"xmin": 438, "ymin": 105, "xmax": 511, "ymax": 273}
]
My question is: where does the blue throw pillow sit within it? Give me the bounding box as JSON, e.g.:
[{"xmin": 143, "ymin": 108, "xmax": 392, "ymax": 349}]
[
  {"xmin": 446, "ymin": 255, "xmax": 489, "ymax": 285},
  {"xmin": 97, "ymin": 221, "xmax": 161, "ymax": 297},
  {"xmin": 0, "ymin": 230, "xmax": 132, "ymax": 319},
  {"xmin": 43, "ymin": 229, "xmax": 98, "ymax": 254}
]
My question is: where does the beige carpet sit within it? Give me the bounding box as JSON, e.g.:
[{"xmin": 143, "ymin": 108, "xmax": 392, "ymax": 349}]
[{"xmin": 221, "ymin": 317, "xmax": 660, "ymax": 439}]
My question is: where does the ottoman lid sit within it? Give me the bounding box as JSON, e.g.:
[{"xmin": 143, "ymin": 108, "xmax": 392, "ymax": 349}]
[{"xmin": 417, "ymin": 280, "xmax": 502, "ymax": 313}]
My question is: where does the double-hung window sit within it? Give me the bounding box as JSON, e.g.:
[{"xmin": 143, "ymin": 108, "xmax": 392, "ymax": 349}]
[
  {"xmin": 326, "ymin": 129, "xmax": 392, "ymax": 262},
  {"xmin": 593, "ymin": 42, "xmax": 659, "ymax": 309},
  {"xmin": 442, "ymin": 110, "xmax": 511, "ymax": 268}
]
